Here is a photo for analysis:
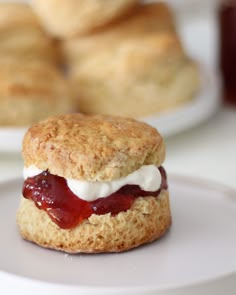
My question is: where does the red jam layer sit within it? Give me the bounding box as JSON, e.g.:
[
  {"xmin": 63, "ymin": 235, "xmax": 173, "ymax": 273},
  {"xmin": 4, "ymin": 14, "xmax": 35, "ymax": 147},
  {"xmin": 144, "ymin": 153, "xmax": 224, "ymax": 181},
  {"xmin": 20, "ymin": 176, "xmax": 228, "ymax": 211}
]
[{"xmin": 23, "ymin": 167, "xmax": 168, "ymax": 229}]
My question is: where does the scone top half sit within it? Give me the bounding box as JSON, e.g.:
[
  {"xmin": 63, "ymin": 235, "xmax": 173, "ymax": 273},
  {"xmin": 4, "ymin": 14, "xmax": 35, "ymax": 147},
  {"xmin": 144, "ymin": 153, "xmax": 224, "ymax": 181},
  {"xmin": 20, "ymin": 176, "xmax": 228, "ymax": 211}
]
[{"xmin": 23, "ymin": 113, "xmax": 165, "ymax": 182}]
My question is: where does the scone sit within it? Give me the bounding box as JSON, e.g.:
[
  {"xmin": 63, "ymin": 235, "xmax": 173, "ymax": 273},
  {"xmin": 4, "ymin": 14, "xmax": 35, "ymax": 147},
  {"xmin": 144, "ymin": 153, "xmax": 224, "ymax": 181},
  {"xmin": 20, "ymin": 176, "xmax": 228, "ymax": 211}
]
[
  {"xmin": 31, "ymin": 0, "xmax": 139, "ymax": 37},
  {"xmin": 62, "ymin": 3, "xmax": 199, "ymax": 117},
  {"xmin": 0, "ymin": 61, "xmax": 72, "ymax": 126},
  {"xmin": 17, "ymin": 113, "xmax": 171, "ymax": 253},
  {"xmin": 0, "ymin": 2, "xmax": 59, "ymax": 64}
]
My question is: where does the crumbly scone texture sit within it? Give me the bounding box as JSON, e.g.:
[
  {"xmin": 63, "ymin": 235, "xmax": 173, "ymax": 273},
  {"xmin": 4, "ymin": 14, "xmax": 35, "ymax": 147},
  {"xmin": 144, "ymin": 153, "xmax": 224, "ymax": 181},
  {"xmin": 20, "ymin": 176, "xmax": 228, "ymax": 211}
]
[
  {"xmin": 0, "ymin": 2, "xmax": 41, "ymax": 30},
  {"xmin": 23, "ymin": 113, "xmax": 165, "ymax": 181},
  {"xmin": 0, "ymin": 29, "xmax": 59, "ymax": 65},
  {"xmin": 0, "ymin": 3, "xmax": 60, "ymax": 65},
  {"xmin": 62, "ymin": 2, "xmax": 200, "ymax": 116},
  {"xmin": 32, "ymin": 0, "xmax": 139, "ymax": 37},
  {"xmin": 0, "ymin": 61, "xmax": 72, "ymax": 126},
  {"xmin": 17, "ymin": 190, "xmax": 171, "ymax": 253},
  {"xmin": 62, "ymin": 3, "xmax": 177, "ymax": 64},
  {"xmin": 70, "ymin": 50, "xmax": 199, "ymax": 117}
]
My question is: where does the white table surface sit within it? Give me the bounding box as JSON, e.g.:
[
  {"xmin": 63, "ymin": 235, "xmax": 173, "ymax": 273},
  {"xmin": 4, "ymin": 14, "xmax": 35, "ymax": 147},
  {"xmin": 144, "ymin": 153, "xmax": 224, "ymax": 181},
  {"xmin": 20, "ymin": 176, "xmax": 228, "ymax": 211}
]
[{"xmin": 165, "ymin": 105, "xmax": 236, "ymax": 190}]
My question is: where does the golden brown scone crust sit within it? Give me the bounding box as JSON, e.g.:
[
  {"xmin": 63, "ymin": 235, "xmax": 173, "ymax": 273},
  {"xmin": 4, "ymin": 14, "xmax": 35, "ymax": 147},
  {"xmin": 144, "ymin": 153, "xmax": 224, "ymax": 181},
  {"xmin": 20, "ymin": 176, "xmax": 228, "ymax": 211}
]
[
  {"xmin": 32, "ymin": 0, "xmax": 139, "ymax": 37},
  {"xmin": 0, "ymin": 61, "xmax": 72, "ymax": 126},
  {"xmin": 0, "ymin": 3, "xmax": 59, "ymax": 65},
  {"xmin": 23, "ymin": 113, "xmax": 165, "ymax": 181},
  {"xmin": 17, "ymin": 190, "xmax": 171, "ymax": 253},
  {"xmin": 62, "ymin": 3, "xmax": 200, "ymax": 117}
]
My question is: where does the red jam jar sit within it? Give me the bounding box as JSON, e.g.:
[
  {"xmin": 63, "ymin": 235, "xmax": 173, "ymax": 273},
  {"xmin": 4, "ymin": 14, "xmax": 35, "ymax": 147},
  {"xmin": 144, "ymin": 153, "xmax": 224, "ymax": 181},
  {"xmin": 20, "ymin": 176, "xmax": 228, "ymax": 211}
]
[{"xmin": 219, "ymin": 0, "xmax": 236, "ymax": 105}]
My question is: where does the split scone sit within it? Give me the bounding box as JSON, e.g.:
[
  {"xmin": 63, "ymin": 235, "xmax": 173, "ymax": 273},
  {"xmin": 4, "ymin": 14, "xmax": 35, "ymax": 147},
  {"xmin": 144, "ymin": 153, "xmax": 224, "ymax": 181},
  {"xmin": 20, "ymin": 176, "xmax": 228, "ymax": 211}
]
[
  {"xmin": 0, "ymin": 61, "xmax": 72, "ymax": 126},
  {"xmin": 0, "ymin": 2, "xmax": 59, "ymax": 64},
  {"xmin": 62, "ymin": 3, "xmax": 200, "ymax": 117},
  {"xmin": 31, "ymin": 0, "xmax": 139, "ymax": 37},
  {"xmin": 17, "ymin": 114, "xmax": 171, "ymax": 253}
]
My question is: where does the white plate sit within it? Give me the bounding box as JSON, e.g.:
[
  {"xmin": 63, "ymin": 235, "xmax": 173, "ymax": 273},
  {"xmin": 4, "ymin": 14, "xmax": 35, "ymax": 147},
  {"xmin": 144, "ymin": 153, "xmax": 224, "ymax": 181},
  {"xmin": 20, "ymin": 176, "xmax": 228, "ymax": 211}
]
[
  {"xmin": 0, "ymin": 127, "xmax": 27, "ymax": 153},
  {"xmin": 0, "ymin": 175, "xmax": 236, "ymax": 295}
]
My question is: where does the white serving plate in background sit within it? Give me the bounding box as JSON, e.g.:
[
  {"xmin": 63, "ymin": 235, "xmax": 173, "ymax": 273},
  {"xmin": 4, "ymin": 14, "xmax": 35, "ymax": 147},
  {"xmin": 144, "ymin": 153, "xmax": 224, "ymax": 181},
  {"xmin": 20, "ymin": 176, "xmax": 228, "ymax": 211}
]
[{"xmin": 0, "ymin": 127, "xmax": 27, "ymax": 153}]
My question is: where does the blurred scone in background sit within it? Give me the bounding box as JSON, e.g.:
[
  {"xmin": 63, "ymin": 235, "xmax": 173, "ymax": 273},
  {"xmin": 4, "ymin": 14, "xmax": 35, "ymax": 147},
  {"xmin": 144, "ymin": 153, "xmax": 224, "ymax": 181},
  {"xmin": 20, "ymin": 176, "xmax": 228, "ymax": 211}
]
[
  {"xmin": 0, "ymin": 2, "xmax": 73, "ymax": 127},
  {"xmin": 0, "ymin": 2, "xmax": 59, "ymax": 64},
  {"xmin": 0, "ymin": 0, "xmax": 200, "ymax": 126},
  {"xmin": 31, "ymin": 0, "xmax": 140, "ymax": 37},
  {"xmin": 61, "ymin": 2, "xmax": 200, "ymax": 117},
  {"xmin": 0, "ymin": 61, "xmax": 72, "ymax": 126}
]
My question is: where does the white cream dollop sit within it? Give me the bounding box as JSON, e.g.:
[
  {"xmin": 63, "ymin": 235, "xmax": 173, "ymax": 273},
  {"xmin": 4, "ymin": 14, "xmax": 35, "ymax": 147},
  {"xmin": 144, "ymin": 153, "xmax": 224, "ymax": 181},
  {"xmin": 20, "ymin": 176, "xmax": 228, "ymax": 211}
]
[
  {"xmin": 23, "ymin": 166, "xmax": 43, "ymax": 179},
  {"xmin": 24, "ymin": 165, "xmax": 162, "ymax": 202}
]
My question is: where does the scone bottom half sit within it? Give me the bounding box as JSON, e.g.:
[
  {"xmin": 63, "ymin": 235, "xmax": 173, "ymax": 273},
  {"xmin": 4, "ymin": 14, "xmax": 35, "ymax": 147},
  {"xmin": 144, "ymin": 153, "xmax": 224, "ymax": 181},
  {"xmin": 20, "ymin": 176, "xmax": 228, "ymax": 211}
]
[{"xmin": 17, "ymin": 113, "xmax": 171, "ymax": 253}]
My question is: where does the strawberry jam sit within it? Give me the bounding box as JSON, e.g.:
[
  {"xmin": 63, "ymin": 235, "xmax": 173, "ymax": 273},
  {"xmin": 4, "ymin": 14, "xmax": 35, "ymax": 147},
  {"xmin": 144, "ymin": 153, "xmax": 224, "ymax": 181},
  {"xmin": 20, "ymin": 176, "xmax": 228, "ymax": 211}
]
[{"xmin": 23, "ymin": 167, "xmax": 168, "ymax": 229}]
